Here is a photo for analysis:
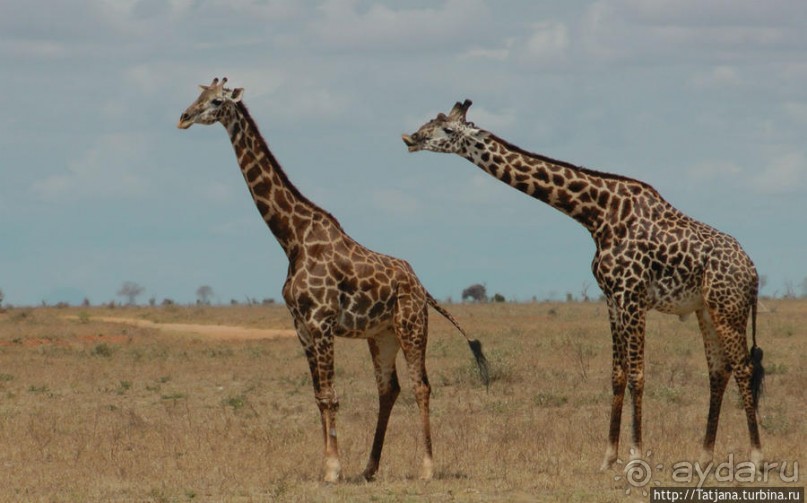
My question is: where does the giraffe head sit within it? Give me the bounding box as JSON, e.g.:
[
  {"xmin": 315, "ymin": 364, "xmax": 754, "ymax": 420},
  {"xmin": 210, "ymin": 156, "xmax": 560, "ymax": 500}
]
[
  {"xmin": 177, "ymin": 77, "xmax": 244, "ymax": 129},
  {"xmin": 402, "ymin": 99, "xmax": 480, "ymax": 153}
]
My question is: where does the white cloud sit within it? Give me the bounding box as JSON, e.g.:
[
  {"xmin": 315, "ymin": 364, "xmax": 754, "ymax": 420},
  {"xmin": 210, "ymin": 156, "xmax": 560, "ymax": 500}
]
[
  {"xmin": 688, "ymin": 66, "xmax": 741, "ymax": 89},
  {"xmin": 751, "ymin": 151, "xmax": 806, "ymax": 194},
  {"xmin": 209, "ymin": 216, "xmax": 257, "ymax": 237},
  {"xmin": 0, "ymin": 39, "xmax": 67, "ymax": 59},
  {"xmin": 524, "ymin": 21, "xmax": 569, "ymax": 63},
  {"xmin": 687, "ymin": 160, "xmax": 742, "ymax": 181},
  {"xmin": 31, "ymin": 134, "xmax": 148, "ymax": 201},
  {"xmin": 371, "ymin": 188, "xmax": 422, "ymax": 217},
  {"xmin": 309, "ymin": 0, "xmax": 488, "ymax": 52},
  {"xmin": 783, "ymin": 101, "xmax": 807, "ymax": 123},
  {"xmin": 461, "ymin": 39, "xmax": 514, "ymax": 61},
  {"xmin": 198, "ymin": 181, "xmax": 236, "ymax": 205},
  {"xmin": 582, "ymin": 0, "xmax": 807, "ymax": 65},
  {"xmin": 455, "ymin": 173, "xmax": 512, "ymax": 206}
]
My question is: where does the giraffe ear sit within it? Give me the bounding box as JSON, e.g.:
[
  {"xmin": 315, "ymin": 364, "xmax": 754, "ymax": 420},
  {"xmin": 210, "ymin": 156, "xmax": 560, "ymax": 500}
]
[{"xmin": 229, "ymin": 88, "xmax": 244, "ymax": 102}]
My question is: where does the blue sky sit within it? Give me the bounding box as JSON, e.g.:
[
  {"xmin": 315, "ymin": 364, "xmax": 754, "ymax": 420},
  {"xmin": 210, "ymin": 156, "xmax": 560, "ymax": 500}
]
[{"xmin": 2, "ymin": 0, "xmax": 806, "ymax": 306}]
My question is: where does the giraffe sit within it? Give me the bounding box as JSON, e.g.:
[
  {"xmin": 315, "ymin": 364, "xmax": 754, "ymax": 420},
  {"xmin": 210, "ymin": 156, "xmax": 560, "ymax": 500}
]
[
  {"xmin": 177, "ymin": 79, "xmax": 489, "ymax": 482},
  {"xmin": 403, "ymin": 99, "xmax": 764, "ymax": 470}
]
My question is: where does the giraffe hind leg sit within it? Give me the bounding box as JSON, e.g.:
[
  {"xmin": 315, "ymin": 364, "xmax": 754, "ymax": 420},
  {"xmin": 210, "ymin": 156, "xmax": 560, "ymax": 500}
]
[
  {"xmin": 728, "ymin": 333, "xmax": 764, "ymax": 464},
  {"xmin": 362, "ymin": 331, "xmax": 401, "ymax": 481},
  {"xmin": 394, "ymin": 301, "xmax": 433, "ymax": 480},
  {"xmin": 696, "ymin": 308, "xmax": 730, "ymax": 466},
  {"xmin": 626, "ymin": 324, "xmax": 647, "ymax": 460},
  {"xmin": 702, "ymin": 307, "xmax": 763, "ymax": 465}
]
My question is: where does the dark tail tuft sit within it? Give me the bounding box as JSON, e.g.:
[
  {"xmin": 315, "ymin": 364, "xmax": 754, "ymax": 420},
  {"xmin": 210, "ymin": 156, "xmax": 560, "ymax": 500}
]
[
  {"xmin": 750, "ymin": 345, "xmax": 764, "ymax": 410},
  {"xmin": 468, "ymin": 339, "xmax": 490, "ymax": 388},
  {"xmin": 425, "ymin": 292, "xmax": 489, "ymax": 387},
  {"xmin": 748, "ymin": 294, "xmax": 763, "ymax": 409}
]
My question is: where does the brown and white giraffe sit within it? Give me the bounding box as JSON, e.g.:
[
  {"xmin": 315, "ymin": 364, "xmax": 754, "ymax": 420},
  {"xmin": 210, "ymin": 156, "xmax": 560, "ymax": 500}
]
[
  {"xmin": 403, "ymin": 100, "xmax": 764, "ymax": 469},
  {"xmin": 177, "ymin": 79, "xmax": 488, "ymax": 482}
]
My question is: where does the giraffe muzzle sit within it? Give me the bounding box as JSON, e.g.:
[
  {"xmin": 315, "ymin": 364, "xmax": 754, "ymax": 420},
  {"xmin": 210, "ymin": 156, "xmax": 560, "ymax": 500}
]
[
  {"xmin": 177, "ymin": 113, "xmax": 193, "ymax": 129},
  {"xmin": 401, "ymin": 134, "xmax": 419, "ymax": 152}
]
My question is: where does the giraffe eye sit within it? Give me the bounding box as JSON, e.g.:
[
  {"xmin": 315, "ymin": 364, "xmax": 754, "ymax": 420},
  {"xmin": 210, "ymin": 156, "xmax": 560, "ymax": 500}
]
[
  {"xmin": 442, "ymin": 127, "xmax": 454, "ymax": 134},
  {"xmin": 211, "ymin": 98, "xmax": 224, "ymax": 106}
]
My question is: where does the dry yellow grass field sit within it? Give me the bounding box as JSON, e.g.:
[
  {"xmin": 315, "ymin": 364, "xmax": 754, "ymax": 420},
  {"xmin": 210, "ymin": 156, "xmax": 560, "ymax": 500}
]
[{"xmin": 0, "ymin": 300, "xmax": 803, "ymax": 502}]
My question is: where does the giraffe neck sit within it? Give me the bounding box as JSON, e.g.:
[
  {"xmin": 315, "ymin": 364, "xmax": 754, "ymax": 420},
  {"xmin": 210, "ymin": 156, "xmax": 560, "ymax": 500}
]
[
  {"xmin": 221, "ymin": 102, "xmax": 342, "ymax": 258},
  {"xmin": 459, "ymin": 131, "xmax": 657, "ymax": 235}
]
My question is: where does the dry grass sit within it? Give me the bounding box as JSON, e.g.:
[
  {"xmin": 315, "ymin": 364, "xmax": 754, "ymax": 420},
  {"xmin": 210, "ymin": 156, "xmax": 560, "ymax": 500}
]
[{"xmin": 0, "ymin": 301, "xmax": 803, "ymax": 502}]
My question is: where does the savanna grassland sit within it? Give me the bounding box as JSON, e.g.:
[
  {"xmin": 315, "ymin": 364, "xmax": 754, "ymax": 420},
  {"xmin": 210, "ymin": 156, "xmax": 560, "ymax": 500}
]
[{"xmin": 0, "ymin": 300, "xmax": 803, "ymax": 502}]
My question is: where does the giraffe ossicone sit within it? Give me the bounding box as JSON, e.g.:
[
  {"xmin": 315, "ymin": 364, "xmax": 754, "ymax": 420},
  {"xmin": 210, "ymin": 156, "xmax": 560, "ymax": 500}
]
[
  {"xmin": 178, "ymin": 79, "xmax": 489, "ymax": 482},
  {"xmin": 405, "ymin": 99, "xmax": 765, "ymax": 470}
]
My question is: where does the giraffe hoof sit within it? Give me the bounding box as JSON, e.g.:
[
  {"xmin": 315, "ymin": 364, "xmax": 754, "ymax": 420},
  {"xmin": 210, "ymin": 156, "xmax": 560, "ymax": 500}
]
[
  {"xmin": 600, "ymin": 446, "xmax": 618, "ymax": 471},
  {"xmin": 698, "ymin": 450, "xmax": 714, "ymax": 468},
  {"xmin": 323, "ymin": 458, "xmax": 341, "ymax": 483},
  {"xmin": 751, "ymin": 448, "xmax": 763, "ymax": 468},
  {"xmin": 362, "ymin": 468, "xmax": 377, "ymax": 482},
  {"xmin": 420, "ymin": 458, "xmax": 434, "ymax": 481}
]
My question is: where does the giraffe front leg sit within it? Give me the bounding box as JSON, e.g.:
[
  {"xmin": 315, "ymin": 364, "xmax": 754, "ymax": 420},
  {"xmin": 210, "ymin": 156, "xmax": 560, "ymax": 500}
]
[
  {"xmin": 317, "ymin": 390, "xmax": 341, "ymax": 483},
  {"xmin": 601, "ymin": 360, "xmax": 626, "ymax": 470},
  {"xmin": 299, "ymin": 325, "xmax": 341, "ymax": 483},
  {"xmin": 601, "ymin": 303, "xmax": 627, "ymax": 471},
  {"xmin": 626, "ymin": 325, "xmax": 647, "ymax": 460}
]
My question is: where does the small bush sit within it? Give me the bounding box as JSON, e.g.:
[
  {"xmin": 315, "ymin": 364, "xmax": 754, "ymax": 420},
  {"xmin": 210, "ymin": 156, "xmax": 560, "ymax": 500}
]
[
  {"xmin": 533, "ymin": 391, "xmax": 568, "ymax": 407},
  {"xmin": 92, "ymin": 343, "xmax": 114, "ymax": 357}
]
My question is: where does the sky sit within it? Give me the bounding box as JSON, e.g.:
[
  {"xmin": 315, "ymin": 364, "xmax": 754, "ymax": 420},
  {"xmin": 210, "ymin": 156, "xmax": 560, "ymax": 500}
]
[{"xmin": 1, "ymin": 0, "xmax": 806, "ymax": 306}]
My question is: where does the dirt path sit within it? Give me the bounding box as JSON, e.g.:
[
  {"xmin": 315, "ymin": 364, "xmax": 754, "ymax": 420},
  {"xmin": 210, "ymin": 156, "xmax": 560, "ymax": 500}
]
[{"xmin": 67, "ymin": 316, "xmax": 297, "ymax": 341}]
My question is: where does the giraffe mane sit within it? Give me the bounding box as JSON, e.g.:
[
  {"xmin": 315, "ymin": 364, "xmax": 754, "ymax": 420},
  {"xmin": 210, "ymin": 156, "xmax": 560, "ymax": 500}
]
[{"xmin": 485, "ymin": 132, "xmax": 662, "ymax": 196}]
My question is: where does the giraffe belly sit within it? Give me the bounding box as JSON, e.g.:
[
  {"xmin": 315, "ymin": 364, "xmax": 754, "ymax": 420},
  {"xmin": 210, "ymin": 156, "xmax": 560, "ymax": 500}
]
[
  {"xmin": 648, "ymin": 283, "xmax": 704, "ymax": 318},
  {"xmin": 334, "ymin": 310, "xmax": 393, "ymax": 339}
]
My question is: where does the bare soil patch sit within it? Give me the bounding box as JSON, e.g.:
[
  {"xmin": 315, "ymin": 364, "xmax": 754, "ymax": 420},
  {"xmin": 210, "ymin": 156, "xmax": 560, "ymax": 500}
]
[{"xmin": 64, "ymin": 315, "xmax": 297, "ymax": 341}]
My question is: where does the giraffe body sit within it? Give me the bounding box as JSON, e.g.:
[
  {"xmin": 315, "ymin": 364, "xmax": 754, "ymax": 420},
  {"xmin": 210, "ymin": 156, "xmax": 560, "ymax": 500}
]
[
  {"xmin": 403, "ymin": 100, "xmax": 763, "ymax": 469},
  {"xmin": 178, "ymin": 80, "xmax": 488, "ymax": 482}
]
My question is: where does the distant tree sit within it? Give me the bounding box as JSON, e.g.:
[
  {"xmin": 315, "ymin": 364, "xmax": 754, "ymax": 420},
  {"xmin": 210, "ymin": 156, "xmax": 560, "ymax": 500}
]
[
  {"xmin": 196, "ymin": 285, "xmax": 214, "ymax": 305},
  {"xmin": 81, "ymin": 297, "xmax": 91, "ymax": 307},
  {"xmin": 161, "ymin": 298, "xmax": 175, "ymax": 306},
  {"xmin": 262, "ymin": 298, "xmax": 276, "ymax": 305},
  {"xmin": 801, "ymin": 277, "xmax": 807, "ymax": 298},
  {"xmin": 492, "ymin": 293, "xmax": 506, "ymax": 303},
  {"xmin": 462, "ymin": 283, "xmax": 487, "ymax": 303},
  {"xmin": 0, "ymin": 289, "xmax": 4, "ymax": 306},
  {"xmin": 580, "ymin": 282, "xmax": 591, "ymax": 302},
  {"xmin": 230, "ymin": 299, "xmax": 240, "ymax": 306},
  {"xmin": 117, "ymin": 281, "xmax": 144, "ymax": 305},
  {"xmin": 783, "ymin": 280, "xmax": 796, "ymax": 299}
]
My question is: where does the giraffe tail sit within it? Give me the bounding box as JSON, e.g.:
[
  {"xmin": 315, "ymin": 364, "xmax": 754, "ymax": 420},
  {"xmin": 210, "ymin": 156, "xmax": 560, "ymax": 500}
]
[
  {"xmin": 426, "ymin": 293, "xmax": 490, "ymax": 387},
  {"xmin": 749, "ymin": 297, "xmax": 764, "ymax": 410}
]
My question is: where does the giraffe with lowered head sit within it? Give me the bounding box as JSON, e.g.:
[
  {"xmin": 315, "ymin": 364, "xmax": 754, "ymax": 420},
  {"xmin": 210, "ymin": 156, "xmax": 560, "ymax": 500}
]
[
  {"xmin": 403, "ymin": 100, "xmax": 764, "ymax": 470},
  {"xmin": 178, "ymin": 79, "xmax": 488, "ymax": 482}
]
